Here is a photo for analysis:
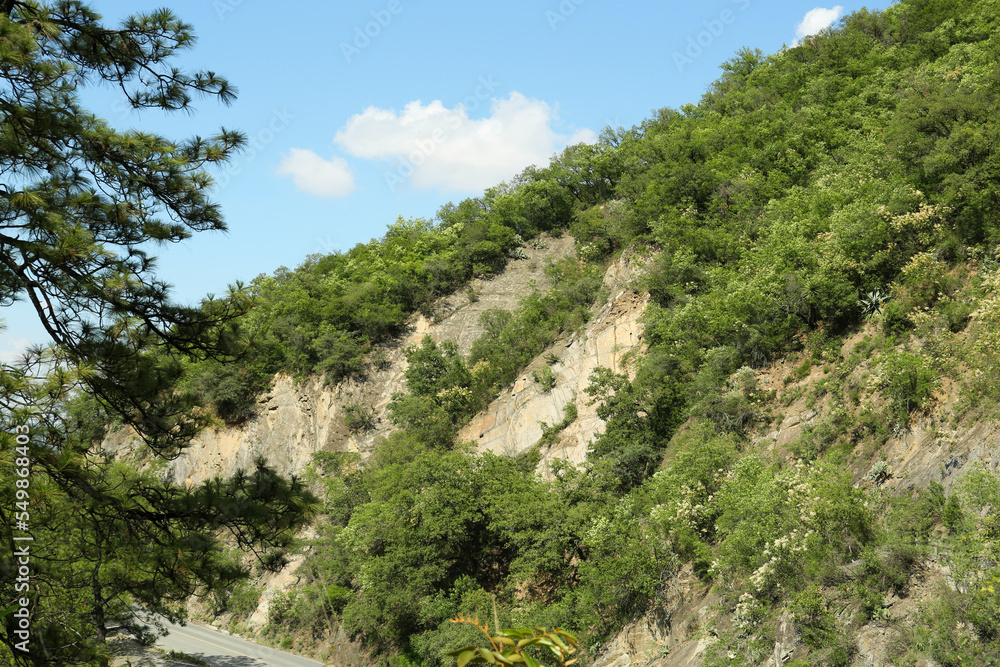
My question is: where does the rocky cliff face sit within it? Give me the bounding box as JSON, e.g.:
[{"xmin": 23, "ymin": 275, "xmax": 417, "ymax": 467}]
[
  {"xmin": 149, "ymin": 236, "xmax": 656, "ymax": 489},
  {"xmin": 111, "ymin": 236, "xmax": 1000, "ymax": 667},
  {"xmin": 112, "ymin": 236, "xmax": 663, "ymax": 656},
  {"xmin": 153, "ymin": 235, "xmax": 586, "ymax": 486},
  {"xmin": 459, "ymin": 247, "xmax": 652, "ymax": 469}
]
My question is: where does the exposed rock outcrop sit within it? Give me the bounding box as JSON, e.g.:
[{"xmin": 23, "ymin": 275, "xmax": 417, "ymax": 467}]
[
  {"xmin": 116, "ymin": 236, "xmax": 660, "ymax": 489},
  {"xmin": 106, "ymin": 237, "xmax": 664, "ymax": 664},
  {"xmin": 459, "ymin": 247, "xmax": 653, "ymax": 469},
  {"xmin": 591, "ymin": 564, "xmax": 718, "ymax": 667},
  {"xmin": 110, "ymin": 236, "xmax": 580, "ymax": 486}
]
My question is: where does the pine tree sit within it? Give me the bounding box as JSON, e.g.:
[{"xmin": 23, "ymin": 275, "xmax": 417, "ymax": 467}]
[{"xmin": 0, "ymin": 3, "xmax": 314, "ymax": 663}]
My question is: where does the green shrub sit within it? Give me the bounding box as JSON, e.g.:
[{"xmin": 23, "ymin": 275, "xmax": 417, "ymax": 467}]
[
  {"xmin": 645, "ymin": 427, "xmax": 738, "ymax": 572},
  {"xmin": 792, "ymin": 408, "xmax": 852, "ymax": 461},
  {"xmin": 226, "ymin": 580, "xmax": 263, "ymax": 621},
  {"xmin": 344, "ymin": 403, "xmax": 376, "ymax": 432},
  {"xmin": 851, "ymin": 406, "xmax": 892, "ymax": 448},
  {"xmin": 532, "ymin": 366, "xmax": 557, "ymax": 392},
  {"xmin": 586, "ymin": 365, "xmax": 687, "ymax": 493},
  {"xmin": 865, "ymin": 460, "xmax": 892, "ymax": 484},
  {"xmin": 942, "ymin": 494, "xmax": 964, "ymax": 534},
  {"xmin": 312, "ymin": 329, "xmax": 368, "ymax": 381},
  {"xmin": 883, "ymin": 483, "xmax": 943, "ymax": 544},
  {"xmin": 576, "ymin": 498, "xmax": 671, "ymax": 642},
  {"xmin": 714, "ymin": 458, "xmax": 873, "ymax": 597},
  {"xmin": 855, "ymin": 543, "xmax": 921, "ymax": 620},
  {"xmin": 186, "ymin": 359, "xmax": 271, "ymax": 424},
  {"xmin": 969, "ymin": 570, "xmax": 1000, "ymax": 641},
  {"xmin": 938, "ymin": 298, "xmax": 973, "ymax": 332},
  {"xmin": 881, "ymin": 300, "xmax": 912, "ymax": 335},
  {"xmin": 912, "ymin": 587, "xmax": 1000, "ymax": 665},
  {"xmin": 790, "ymin": 586, "xmax": 837, "ymax": 649},
  {"xmin": 692, "ymin": 390, "xmax": 755, "ymax": 433},
  {"xmin": 898, "ymin": 252, "xmax": 950, "ymax": 308},
  {"xmin": 877, "ymin": 350, "xmax": 940, "ymax": 422},
  {"xmin": 538, "ymin": 402, "xmax": 578, "ymax": 446}
]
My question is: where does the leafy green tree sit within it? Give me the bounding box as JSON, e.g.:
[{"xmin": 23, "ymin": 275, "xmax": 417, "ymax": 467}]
[
  {"xmin": 0, "ymin": 0, "xmax": 249, "ymax": 453},
  {"xmin": 585, "ymin": 362, "xmax": 686, "ymax": 493},
  {"xmin": 406, "ymin": 337, "xmax": 472, "ymax": 401},
  {"xmin": 574, "ymin": 496, "xmax": 668, "ymax": 641},
  {"xmin": 0, "ymin": 3, "xmax": 314, "ymax": 662},
  {"xmin": 337, "ymin": 448, "xmax": 492, "ymax": 651}
]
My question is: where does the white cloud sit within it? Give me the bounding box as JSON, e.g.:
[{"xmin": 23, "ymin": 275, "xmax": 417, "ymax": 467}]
[
  {"xmin": 795, "ymin": 6, "xmax": 844, "ymax": 44},
  {"xmin": 0, "ymin": 336, "xmax": 33, "ymax": 364},
  {"xmin": 333, "ymin": 92, "xmax": 596, "ymax": 192},
  {"xmin": 275, "ymin": 149, "xmax": 356, "ymax": 198}
]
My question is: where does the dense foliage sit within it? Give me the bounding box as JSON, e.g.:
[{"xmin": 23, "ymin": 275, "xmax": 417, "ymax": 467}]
[
  {"xmin": 0, "ymin": 3, "xmax": 316, "ymax": 664},
  {"xmin": 8, "ymin": 0, "xmax": 1000, "ymax": 664},
  {"xmin": 252, "ymin": 1, "xmax": 1000, "ymax": 665}
]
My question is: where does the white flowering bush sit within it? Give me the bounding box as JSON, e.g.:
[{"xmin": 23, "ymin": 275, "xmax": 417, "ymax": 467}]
[
  {"xmin": 712, "ymin": 457, "xmax": 873, "ymax": 598},
  {"xmin": 876, "ymin": 191, "xmax": 952, "ymax": 251},
  {"xmin": 971, "ymin": 268, "xmax": 1000, "ymax": 361},
  {"xmin": 897, "ymin": 251, "xmax": 951, "ymax": 307},
  {"xmin": 577, "ymin": 495, "xmax": 672, "ymax": 638},
  {"xmin": 644, "ymin": 428, "xmax": 739, "ymax": 573},
  {"xmin": 746, "ymin": 528, "xmax": 817, "ymax": 595},
  {"xmin": 731, "ymin": 592, "xmax": 766, "ymax": 637}
]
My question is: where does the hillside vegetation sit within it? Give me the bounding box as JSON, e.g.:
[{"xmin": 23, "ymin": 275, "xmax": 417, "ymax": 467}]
[
  {"xmin": 125, "ymin": 0, "xmax": 1000, "ymax": 664},
  {"xmin": 183, "ymin": 1, "xmax": 1000, "ymax": 665}
]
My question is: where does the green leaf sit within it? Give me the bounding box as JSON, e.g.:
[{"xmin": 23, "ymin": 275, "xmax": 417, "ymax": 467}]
[
  {"xmin": 549, "ymin": 634, "xmax": 570, "ymax": 651},
  {"xmin": 451, "ymin": 648, "xmax": 479, "ymax": 667},
  {"xmin": 492, "ymin": 651, "xmax": 516, "ymax": 665}
]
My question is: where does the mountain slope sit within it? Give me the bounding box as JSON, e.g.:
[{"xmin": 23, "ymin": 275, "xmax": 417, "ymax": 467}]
[{"xmin": 115, "ymin": 1, "xmax": 1000, "ymax": 665}]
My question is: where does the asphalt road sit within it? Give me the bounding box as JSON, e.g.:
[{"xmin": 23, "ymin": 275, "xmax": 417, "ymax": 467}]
[{"xmin": 151, "ymin": 616, "xmax": 327, "ymax": 667}]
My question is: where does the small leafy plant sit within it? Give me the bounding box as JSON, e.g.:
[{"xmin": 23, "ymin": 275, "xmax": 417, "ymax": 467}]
[
  {"xmin": 447, "ymin": 615, "xmax": 579, "ymax": 667},
  {"xmin": 344, "ymin": 402, "xmax": 376, "ymax": 432},
  {"xmin": 866, "ymin": 460, "xmax": 892, "ymax": 484},
  {"xmin": 532, "ymin": 366, "xmax": 557, "ymax": 392},
  {"xmin": 859, "ymin": 288, "xmax": 892, "ymax": 321}
]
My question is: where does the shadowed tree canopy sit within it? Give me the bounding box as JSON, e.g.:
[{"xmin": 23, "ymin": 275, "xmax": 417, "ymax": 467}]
[
  {"xmin": 0, "ymin": 3, "xmax": 315, "ymax": 663},
  {"xmin": 0, "ymin": 0, "xmax": 252, "ymax": 455}
]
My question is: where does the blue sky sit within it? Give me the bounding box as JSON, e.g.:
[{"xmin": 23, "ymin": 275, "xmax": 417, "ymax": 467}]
[{"xmin": 2, "ymin": 0, "xmax": 895, "ymax": 358}]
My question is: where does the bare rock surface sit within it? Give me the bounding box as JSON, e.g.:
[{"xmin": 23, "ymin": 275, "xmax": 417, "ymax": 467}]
[
  {"xmin": 459, "ymin": 247, "xmax": 654, "ymax": 468},
  {"xmin": 591, "ymin": 564, "xmax": 717, "ymax": 667},
  {"xmin": 107, "ymin": 235, "xmax": 577, "ymax": 485}
]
